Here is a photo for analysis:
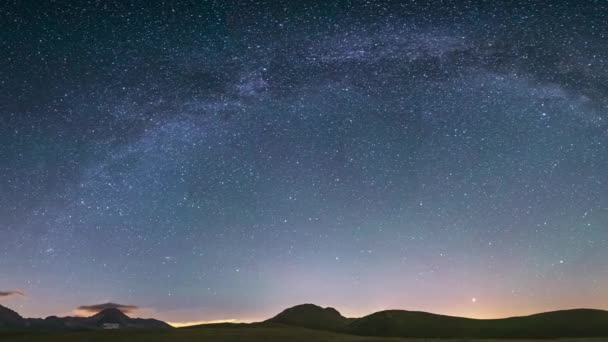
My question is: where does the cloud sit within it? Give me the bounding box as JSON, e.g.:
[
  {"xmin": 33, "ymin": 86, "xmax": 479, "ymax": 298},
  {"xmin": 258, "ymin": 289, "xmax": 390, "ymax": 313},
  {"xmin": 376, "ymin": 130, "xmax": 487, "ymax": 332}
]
[
  {"xmin": 77, "ymin": 302, "xmax": 140, "ymax": 314},
  {"xmin": 0, "ymin": 290, "xmax": 25, "ymax": 298}
]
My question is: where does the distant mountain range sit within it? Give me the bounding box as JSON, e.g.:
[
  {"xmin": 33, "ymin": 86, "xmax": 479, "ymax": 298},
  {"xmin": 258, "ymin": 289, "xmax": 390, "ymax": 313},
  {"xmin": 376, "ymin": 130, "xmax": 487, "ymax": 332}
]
[
  {"xmin": 3, "ymin": 302, "xmax": 608, "ymax": 337},
  {"xmin": 266, "ymin": 303, "xmax": 608, "ymax": 338},
  {"xmin": 0, "ymin": 305, "xmax": 170, "ymax": 330}
]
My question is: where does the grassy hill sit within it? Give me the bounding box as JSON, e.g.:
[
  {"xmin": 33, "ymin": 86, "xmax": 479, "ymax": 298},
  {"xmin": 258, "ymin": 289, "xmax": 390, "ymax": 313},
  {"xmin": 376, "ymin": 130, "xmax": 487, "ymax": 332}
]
[
  {"xmin": 2, "ymin": 324, "xmax": 608, "ymax": 342},
  {"xmin": 347, "ymin": 309, "xmax": 477, "ymax": 338},
  {"xmin": 347, "ymin": 308, "xmax": 608, "ymax": 338},
  {"xmin": 0, "ymin": 324, "xmax": 424, "ymax": 342},
  {"xmin": 265, "ymin": 303, "xmax": 352, "ymax": 331},
  {"xmin": 261, "ymin": 304, "xmax": 608, "ymax": 338}
]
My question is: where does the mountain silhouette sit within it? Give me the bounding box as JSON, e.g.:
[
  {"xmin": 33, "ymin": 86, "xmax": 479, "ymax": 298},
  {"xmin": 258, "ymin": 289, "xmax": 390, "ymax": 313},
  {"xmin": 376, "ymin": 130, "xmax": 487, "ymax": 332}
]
[
  {"xmin": 89, "ymin": 308, "xmax": 131, "ymax": 325},
  {"xmin": 3, "ymin": 303, "xmax": 608, "ymax": 337},
  {"xmin": 347, "ymin": 308, "xmax": 608, "ymax": 338},
  {"xmin": 85, "ymin": 307, "xmax": 171, "ymax": 329},
  {"xmin": 267, "ymin": 305, "xmax": 608, "ymax": 338},
  {"xmin": 0, "ymin": 305, "xmax": 25, "ymax": 328},
  {"xmin": 266, "ymin": 304, "xmax": 350, "ymax": 331},
  {"xmin": 0, "ymin": 305, "xmax": 171, "ymax": 330}
]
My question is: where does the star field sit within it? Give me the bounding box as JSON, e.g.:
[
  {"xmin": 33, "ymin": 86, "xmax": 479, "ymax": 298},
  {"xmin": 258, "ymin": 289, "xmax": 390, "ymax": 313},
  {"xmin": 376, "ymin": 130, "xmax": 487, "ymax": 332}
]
[{"xmin": 1, "ymin": 0, "xmax": 607, "ymax": 324}]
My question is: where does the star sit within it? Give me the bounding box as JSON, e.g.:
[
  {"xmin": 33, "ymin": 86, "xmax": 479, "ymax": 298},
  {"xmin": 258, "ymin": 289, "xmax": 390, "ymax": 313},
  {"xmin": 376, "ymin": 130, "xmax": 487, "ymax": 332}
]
[{"xmin": 1, "ymin": 0, "xmax": 607, "ymax": 324}]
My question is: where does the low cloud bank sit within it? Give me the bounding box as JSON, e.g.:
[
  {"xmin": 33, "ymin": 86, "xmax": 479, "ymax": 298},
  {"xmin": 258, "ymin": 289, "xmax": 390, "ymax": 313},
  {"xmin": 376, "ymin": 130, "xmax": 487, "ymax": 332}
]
[
  {"xmin": 77, "ymin": 302, "xmax": 140, "ymax": 314},
  {"xmin": 0, "ymin": 290, "xmax": 25, "ymax": 298}
]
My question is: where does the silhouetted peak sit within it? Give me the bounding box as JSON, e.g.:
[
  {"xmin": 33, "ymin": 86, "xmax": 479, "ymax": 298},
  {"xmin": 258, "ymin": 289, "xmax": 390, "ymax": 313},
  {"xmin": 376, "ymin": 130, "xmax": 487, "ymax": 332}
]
[
  {"xmin": 267, "ymin": 303, "xmax": 348, "ymax": 331},
  {"xmin": 91, "ymin": 307, "xmax": 131, "ymax": 322},
  {"xmin": 0, "ymin": 304, "xmax": 24, "ymax": 327},
  {"xmin": 283, "ymin": 304, "xmax": 341, "ymax": 315}
]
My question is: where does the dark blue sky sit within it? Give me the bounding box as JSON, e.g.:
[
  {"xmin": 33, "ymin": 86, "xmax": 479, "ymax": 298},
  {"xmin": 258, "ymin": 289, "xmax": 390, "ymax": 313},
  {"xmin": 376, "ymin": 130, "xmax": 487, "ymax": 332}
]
[{"xmin": 1, "ymin": 0, "xmax": 607, "ymax": 324}]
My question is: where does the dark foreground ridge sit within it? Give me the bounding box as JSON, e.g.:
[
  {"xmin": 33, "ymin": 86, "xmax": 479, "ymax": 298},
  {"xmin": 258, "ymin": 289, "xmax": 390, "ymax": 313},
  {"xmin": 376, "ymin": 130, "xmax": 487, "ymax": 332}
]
[
  {"xmin": 347, "ymin": 308, "xmax": 608, "ymax": 338},
  {"xmin": 2, "ymin": 303, "xmax": 608, "ymax": 338},
  {"xmin": 0, "ymin": 305, "xmax": 171, "ymax": 330},
  {"xmin": 264, "ymin": 303, "xmax": 608, "ymax": 338}
]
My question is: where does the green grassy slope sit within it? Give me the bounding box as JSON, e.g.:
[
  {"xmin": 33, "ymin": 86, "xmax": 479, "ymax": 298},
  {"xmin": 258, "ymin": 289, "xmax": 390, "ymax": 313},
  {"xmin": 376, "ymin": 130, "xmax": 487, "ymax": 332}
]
[
  {"xmin": 260, "ymin": 304, "xmax": 608, "ymax": 338},
  {"xmin": 347, "ymin": 309, "xmax": 608, "ymax": 338},
  {"xmin": 2, "ymin": 324, "xmax": 608, "ymax": 342},
  {"xmin": 346, "ymin": 310, "xmax": 477, "ymax": 338},
  {"xmin": 0, "ymin": 324, "xmax": 419, "ymax": 342}
]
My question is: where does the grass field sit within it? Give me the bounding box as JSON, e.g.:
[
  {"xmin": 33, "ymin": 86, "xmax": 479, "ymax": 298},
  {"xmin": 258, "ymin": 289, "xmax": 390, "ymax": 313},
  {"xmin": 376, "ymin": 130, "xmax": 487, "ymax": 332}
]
[{"xmin": 1, "ymin": 325, "xmax": 608, "ymax": 342}]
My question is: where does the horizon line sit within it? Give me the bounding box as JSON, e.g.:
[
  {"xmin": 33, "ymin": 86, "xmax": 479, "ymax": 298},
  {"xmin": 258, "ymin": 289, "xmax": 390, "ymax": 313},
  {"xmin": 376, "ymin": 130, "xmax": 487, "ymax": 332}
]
[{"xmin": 4, "ymin": 302, "xmax": 607, "ymax": 326}]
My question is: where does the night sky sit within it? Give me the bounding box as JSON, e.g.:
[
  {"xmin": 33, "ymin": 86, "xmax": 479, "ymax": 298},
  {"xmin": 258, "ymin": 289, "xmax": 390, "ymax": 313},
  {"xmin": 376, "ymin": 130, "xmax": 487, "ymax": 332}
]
[{"xmin": 1, "ymin": 0, "xmax": 607, "ymax": 326}]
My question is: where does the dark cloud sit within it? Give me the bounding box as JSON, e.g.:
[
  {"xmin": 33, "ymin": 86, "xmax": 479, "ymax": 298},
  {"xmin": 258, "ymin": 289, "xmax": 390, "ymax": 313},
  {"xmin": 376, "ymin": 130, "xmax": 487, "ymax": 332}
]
[
  {"xmin": 77, "ymin": 302, "xmax": 139, "ymax": 314},
  {"xmin": 0, "ymin": 290, "xmax": 25, "ymax": 298}
]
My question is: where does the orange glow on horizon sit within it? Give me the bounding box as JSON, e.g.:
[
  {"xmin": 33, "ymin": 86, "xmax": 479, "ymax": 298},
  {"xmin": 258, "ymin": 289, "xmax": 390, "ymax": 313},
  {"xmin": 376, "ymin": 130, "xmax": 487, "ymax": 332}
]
[{"xmin": 168, "ymin": 318, "xmax": 251, "ymax": 328}]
